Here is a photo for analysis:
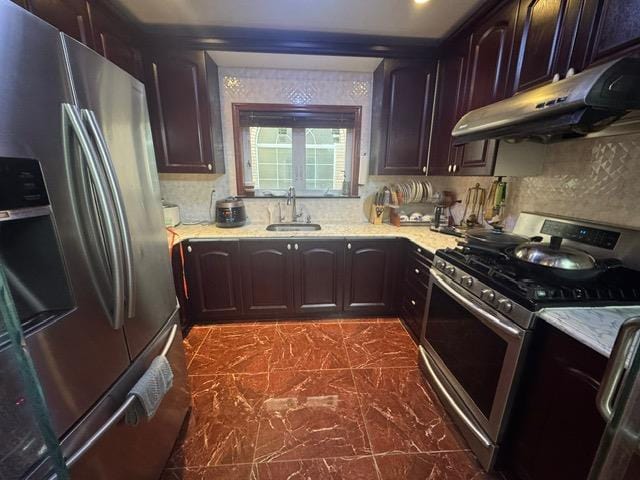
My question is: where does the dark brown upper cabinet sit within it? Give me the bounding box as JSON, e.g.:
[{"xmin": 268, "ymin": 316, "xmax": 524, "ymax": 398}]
[
  {"xmin": 145, "ymin": 49, "xmax": 225, "ymax": 174},
  {"xmin": 293, "ymin": 240, "xmax": 344, "ymax": 314},
  {"xmin": 240, "ymin": 240, "xmax": 295, "ymax": 316},
  {"xmin": 184, "ymin": 240, "xmax": 243, "ymax": 321},
  {"xmin": 510, "ymin": 0, "xmax": 602, "ymax": 94},
  {"xmin": 428, "ymin": 37, "xmax": 470, "ymax": 176},
  {"xmin": 456, "ymin": 1, "xmax": 517, "ymax": 176},
  {"xmin": 370, "ymin": 59, "xmax": 437, "ymax": 175},
  {"xmin": 589, "ymin": 0, "xmax": 640, "ymax": 65},
  {"xmin": 27, "ymin": 0, "xmax": 94, "ymax": 48},
  {"xmin": 343, "ymin": 239, "xmax": 398, "ymax": 314},
  {"xmin": 86, "ymin": 1, "xmax": 143, "ymax": 80}
]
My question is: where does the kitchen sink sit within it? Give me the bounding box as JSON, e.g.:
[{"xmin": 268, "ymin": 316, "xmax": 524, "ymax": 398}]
[{"xmin": 266, "ymin": 223, "xmax": 322, "ymax": 232}]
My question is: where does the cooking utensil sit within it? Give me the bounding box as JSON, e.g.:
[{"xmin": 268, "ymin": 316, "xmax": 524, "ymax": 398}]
[
  {"xmin": 507, "ymin": 236, "xmax": 623, "ymax": 281},
  {"xmin": 464, "ymin": 225, "xmax": 539, "ymax": 250}
]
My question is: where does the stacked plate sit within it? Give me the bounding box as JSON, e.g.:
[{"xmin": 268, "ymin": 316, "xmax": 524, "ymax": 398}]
[{"xmin": 390, "ymin": 180, "xmax": 433, "ymax": 205}]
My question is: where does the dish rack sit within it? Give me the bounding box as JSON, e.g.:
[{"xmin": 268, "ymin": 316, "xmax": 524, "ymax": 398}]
[{"xmin": 369, "ymin": 180, "xmax": 440, "ymax": 226}]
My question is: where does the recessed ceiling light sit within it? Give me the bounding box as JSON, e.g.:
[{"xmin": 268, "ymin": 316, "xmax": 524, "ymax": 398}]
[{"xmin": 414, "ymin": 0, "xmax": 430, "ymax": 4}]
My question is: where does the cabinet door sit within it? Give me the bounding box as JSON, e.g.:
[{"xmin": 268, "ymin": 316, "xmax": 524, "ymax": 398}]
[
  {"xmin": 505, "ymin": 322, "xmax": 607, "ymax": 480},
  {"xmin": 240, "ymin": 240, "xmax": 294, "ymax": 316},
  {"xmin": 184, "ymin": 241, "xmax": 243, "ymax": 321},
  {"xmin": 428, "ymin": 38, "xmax": 469, "ymax": 176},
  {"xmin": 145, "ymin": 49, "xmax": 216, "ymax": 173},
  {"xmin": 28, "ymin": 0, "xmax": 93, "ymax": 48},
  {"xmin": 343, "ymin": 239, "xmax": 398, "ymax": 314},
  {"xmin": 457, "ymin": 1, "xmax": 517, "ymax": 176},
  {"xmin": 589, "ymin": 0, "xmax": 640, "ymax": 64},
  {"xmin": 293, "ymin": 240, "xmax": 344, "ymax": 314},
  {"xmin": 86, "ymin": 2, "xmax": 143, "ymax": 80},
  {"xmin": 372, "ymin": 60, "xmax": 436, "ymax": 175}
]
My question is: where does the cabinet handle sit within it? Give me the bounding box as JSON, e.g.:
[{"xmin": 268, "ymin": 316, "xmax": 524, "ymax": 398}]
[
  {"xmin": 422, "ymin": 166, "xmax": 426, "ymax": 173},
  {"xmin": 294, "ymin": 243, "xmax": 299, "ymax": 250},
  {"xmin": 287, "ymin": 244, "xmax": 291, "ymax": 250},
  {"xmin": 347, "ymin": 243, "xmax": 352, "ymax": 250},
  {"xmin": 417, "ymin": 247, "xmax": 422, "ymax": 253},
  {"xmin": 411, "ymin": 299, "xmax": 416, "ymax": 306},
  {"xmin": 414, "ymin": 268, "xmax": 420, "ymax": 274},
  {"xmin": 448, "ymin": 164, "xmax": 453, "ymax": 173},
  {"xmin": 453, "ymin": 164, "xmax": 458, "ymax": 173},
  {"xmin": 207, "ymin": 164, "xmax": 213, "ymax": 171},
  {"xmin": 186, "ymin": 245, "xmax": 192, "ymax": 253}
]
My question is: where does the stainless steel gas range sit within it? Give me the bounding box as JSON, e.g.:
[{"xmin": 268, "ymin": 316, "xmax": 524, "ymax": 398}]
[{"xmin": 418, "ymin": 212, "xmax": 640, "ymax": 471}]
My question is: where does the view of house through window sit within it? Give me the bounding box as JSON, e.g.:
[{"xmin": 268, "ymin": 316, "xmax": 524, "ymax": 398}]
[{"xmin": 248, "ymin": 126, "xmax": 350, "ymax": 194}]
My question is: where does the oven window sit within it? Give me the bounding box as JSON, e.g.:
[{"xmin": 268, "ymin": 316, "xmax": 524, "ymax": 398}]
[{"xmin": 425, "ymin": 284, "xmax": 508, "ymax": 418}]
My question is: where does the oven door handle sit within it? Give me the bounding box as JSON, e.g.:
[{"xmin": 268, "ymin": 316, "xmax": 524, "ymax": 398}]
[
  {"xmin": 419, "ymin": 346, "xmax": 492, "ymax": 448},
  {"xmin": 431, "ymin": 271, "xmax": 523, "ymax": 339}
]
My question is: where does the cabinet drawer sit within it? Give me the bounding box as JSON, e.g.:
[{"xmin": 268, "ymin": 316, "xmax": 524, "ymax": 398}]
[
  {"xmin": 408, "ymin": 242, "xmax": 434, "ymax": 264},
  {"xmin": 404, "ymin": 254, "xmax": 431, "ymax": 291},
  {"xmin": 399, "ymin": 282, "xmax": 427, "ymax": 340}
]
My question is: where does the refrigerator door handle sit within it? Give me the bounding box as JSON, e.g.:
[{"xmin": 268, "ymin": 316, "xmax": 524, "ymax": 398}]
[
  {"xmin": 46, "ymin": 324, "xmax": 179, "ymax": 479},
  {"xmin": 62, "ymin": 103, "xmax": 126, "ymax": 330},
  {"xmin": 81, "ymin": 108, "xmax": 136, "ymax": 320}
]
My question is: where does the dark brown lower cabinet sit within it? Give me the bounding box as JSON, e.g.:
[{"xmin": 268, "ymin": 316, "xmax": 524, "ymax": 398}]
[
  {"xmin": 293, "ymin": 240, "xmax": 344, "ymax": 314},
  {"xmin": 184, "ymin": 240, "xmax": 243, "ymax": 321},
  {"xmin": 398, "ymin": 240, "xmax": 433, "ymax": 340},
  {"xmin": 502, "ymin": 321, "xmax": 607, "ymax": 480},
  {"xmin": 343, "ymin": 239, "xmax": 399, "ymax": 315},
  {"xmin": 240, "ymin": 240, "xmax": 295, "ymax": 316}
]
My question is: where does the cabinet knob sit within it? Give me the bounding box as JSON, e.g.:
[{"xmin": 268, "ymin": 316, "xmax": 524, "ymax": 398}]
[
  {"xmin": 453, "ymin": 164, "xmax": 458, "ymax": 173},
  {"xmin": 411, "ymin": 299, "xmax": 416, "ymax": 306},
  {"xmin": 186, "ymin": 245, "xmax": 192, "ymax": 253},
  {"xmin": 347, "ymin": 243, "xmax": 352, "ymax": 250},
  {"xmin": 207, "ymin": 164, "xmax": 213, "ymax": 171},
  {"xmin": 417, "ymin": 247, "xmax": 422, "ymax": 253},
  {"xmin": 294, "ymin": 243, "xmax": 299, "ymax": 250},
  {"xmin": 422, "ymin": 166, "xmax": 427, "ymax": 173},
  {"xmin": 414, "ymin": 268, "xmax": 420, "ymax": 275},
  {"xmin": 287, "ymin": 244, "xmax": 291, "ymax": 250}
]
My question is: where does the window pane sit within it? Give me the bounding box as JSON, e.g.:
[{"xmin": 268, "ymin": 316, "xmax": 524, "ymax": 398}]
[
  {"xmin": 251, "ymin": 127, "xmax": 292, "ymax": 190},
  {"xmin": 305, "ymin": 128, "xmax": 345, "ymax": 191}
]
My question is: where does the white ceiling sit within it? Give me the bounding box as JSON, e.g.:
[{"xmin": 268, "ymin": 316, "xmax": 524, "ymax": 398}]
[
  {"xmin": 207, "ymin": 51, "xmax": 383, "ymax": 72},
  {"xmin": 114, "ymin": 0, "xmax": 485, "ymax": 39}
]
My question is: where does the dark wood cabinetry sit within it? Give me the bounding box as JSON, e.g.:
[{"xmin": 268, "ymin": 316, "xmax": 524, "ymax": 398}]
[
  {"xmin": 589, "ymin": 0, "xmax": 640, "ymax": 64},
  {"xmin": 398, "ymin": 241, "xmax": 433, "ymax": 340},
  {"xmin": 240, "ymin": 240, "xmax": 295, "ymax": 316},
  {"xmin": 293, "ymin": 240, "xmax": 344, "ymax": 314},
  {"xmin": 145, "ymin": 49, "xmax": 225, "ymax": 174},
  {"xmin": 344, "ymin": 239, "xmax": 399, "ymax": 314},
  {"xmin": 428, "ymin": 38, "xmax": 470, "ymax": 176},
  {"xmin": 370, "ymin": 59, "xmax": 437, "ymax": 175},
  {"xmin": 27, "ymin": 0, "xmax": 93, "ymax": 47},
  {"xmin": 503, "ymin": 321, "xmax": 607, "ymax": 480},
  {"xmin": 184, "ymin": 240, "xmax": 243, "ymax": 321},
  {"xmin": 86, "ymin": 1, "xmax": 143, "ymax": 79}
]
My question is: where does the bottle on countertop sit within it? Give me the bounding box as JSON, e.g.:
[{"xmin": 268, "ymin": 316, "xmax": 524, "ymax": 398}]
[{"xmin": 341, "ymin": 171, "xmax": 350, "ymax": 196}]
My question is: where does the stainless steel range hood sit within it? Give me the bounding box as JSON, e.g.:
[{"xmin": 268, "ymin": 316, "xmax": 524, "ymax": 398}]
[{"xmin": 452, "ymin": 57, "xmax": 640, "ymax": 144}]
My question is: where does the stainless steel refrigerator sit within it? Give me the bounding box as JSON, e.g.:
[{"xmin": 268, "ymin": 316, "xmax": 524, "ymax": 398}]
[{"xmin": 0, "ymin": 1, "xmax": 189, "ymax": 478}]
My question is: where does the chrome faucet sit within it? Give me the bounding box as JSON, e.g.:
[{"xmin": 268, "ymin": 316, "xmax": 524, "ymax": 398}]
[{"xmin": 286, "ymin": 186, "xmax": 302, "ymax": 223}]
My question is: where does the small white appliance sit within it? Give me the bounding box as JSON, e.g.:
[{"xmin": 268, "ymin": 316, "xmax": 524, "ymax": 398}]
[{"xmin": 162, "ymin": 202, "xmax": 180, "ymax": 227}]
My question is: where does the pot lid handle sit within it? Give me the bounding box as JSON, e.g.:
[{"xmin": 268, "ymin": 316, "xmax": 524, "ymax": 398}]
[{"xmin": 550, "ymin": 236, "xmax": 563, "ymax": 250}]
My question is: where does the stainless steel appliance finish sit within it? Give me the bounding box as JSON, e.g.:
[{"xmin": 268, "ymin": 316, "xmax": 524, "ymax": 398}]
[
  {"xmin": 215, "ymin": 196, "xmax": 247, "ymax": 227},
  {"xmin": 452, "ymin": 57, "xmax": 640, "ymax": 144},
  {"xmin": 0, "ymin": 0, "xmax": 130, "ymax": 438},
  {"xmin": 0, "ymin": 2, "xmax": 188, "ymax": 477},
  {"xmin": 421, "ymin": 212, "xmax": 640, "ymax": 472},
  {"xmin": 62, "ymin": 34, "xmax": 177, "ymax": 357}
]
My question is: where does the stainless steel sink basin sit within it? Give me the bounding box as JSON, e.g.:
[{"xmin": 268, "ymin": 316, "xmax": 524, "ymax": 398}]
[{"xmin": 266, "ymin": 223, "xmax": 322, "ymax": 232}]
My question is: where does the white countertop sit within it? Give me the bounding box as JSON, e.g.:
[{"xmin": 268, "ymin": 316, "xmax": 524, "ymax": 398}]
[
  {"xmin": 538, "ymin": 306, "xmax": 640, "ymax": 358},
  {"xmin": 167, "ymin": 222, "xmax": 459, "ymax": 254}
]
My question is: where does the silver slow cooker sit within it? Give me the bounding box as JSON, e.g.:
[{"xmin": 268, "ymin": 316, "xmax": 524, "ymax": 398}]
[{"xmin": 215, "ymin": 197, "xmax": 247, "ymax": 228}]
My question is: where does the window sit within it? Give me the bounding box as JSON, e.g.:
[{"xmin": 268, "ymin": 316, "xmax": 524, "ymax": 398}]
[{"xmin": 233, "ymin": 104, "xmax": 361, "ymax": 197}]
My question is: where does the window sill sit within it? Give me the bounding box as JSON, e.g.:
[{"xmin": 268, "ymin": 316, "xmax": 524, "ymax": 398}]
[{"xmin": 237, "ymin": 194, "xmax": 361, "ymax": 199}]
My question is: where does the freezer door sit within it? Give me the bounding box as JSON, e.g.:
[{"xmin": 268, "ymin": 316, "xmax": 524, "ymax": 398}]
[
  {"xmin": 0, "ymin": 1, "xmax": 130, "ymax": 436},
  {"xmin": 61, "ymin": 35, "xmax": 178, "ymax": 358}
]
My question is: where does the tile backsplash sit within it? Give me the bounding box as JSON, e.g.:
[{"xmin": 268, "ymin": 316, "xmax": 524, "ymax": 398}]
[{"xmin": 159, "ymin": 64, "xmax": 640, "ymax": 230}]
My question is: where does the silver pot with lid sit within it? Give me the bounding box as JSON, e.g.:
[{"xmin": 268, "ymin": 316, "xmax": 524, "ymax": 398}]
[{"xmin": 508, "ymin": 236, "xmax": 622, "ymax": 282}]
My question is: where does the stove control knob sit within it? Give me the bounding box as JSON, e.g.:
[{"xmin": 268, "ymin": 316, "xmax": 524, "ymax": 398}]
[
  {"xmin": 436, "ymin": 260, "xmax": 446, "ymax": 270},
  {"xmin": 461, "ymin": 276, "xmax": 474, "ymax": 287},
  {"xmin": 481, "ymin": 289, "xmax": 496, "ymax": 303},
  {"xmin": 445, "ymin": 266, "xmax": 456, "ymax": 277},
  {"xmin": 499, "ymin": 299, "xmax": 513, "ymax": 313}
]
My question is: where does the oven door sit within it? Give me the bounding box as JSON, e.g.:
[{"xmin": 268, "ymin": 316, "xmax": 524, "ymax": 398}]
[{"xmin": 420, "ymin": 269, "xmax": 529, "ymax": 445}]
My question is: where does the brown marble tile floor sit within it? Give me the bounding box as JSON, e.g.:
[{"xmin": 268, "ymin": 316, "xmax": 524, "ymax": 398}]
[{"xmin": 162, "ymin": 318, "xmax": 500, "ymax": 479}]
